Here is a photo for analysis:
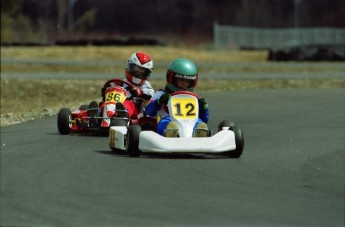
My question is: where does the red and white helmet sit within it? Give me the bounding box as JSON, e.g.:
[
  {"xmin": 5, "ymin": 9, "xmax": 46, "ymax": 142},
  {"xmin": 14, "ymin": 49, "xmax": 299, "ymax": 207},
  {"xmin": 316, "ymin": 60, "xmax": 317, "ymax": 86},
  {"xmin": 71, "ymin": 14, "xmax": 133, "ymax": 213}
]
[{"xmin": 125, "ymin": 52, "xmax": 153, "ymax": 86}]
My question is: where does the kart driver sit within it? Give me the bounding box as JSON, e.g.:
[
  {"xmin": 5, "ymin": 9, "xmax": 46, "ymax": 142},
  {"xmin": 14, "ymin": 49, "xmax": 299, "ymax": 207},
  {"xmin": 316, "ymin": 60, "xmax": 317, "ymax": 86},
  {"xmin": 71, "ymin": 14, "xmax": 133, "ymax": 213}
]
[
  {"xmin": 145, "ymin": 58, "xmax": 209, "ymax": 137},
  {"xmin": 91, "ymin": 52, "xmax": 154, "ymax": 119}
]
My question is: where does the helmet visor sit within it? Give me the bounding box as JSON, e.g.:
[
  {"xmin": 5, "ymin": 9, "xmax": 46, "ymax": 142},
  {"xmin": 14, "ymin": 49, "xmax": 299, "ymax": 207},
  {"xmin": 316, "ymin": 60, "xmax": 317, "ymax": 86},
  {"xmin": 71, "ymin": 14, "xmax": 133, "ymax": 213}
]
[
  {"xmin": 129, "ymin": 64, "xmax": 151, "ymax": 79},
  {"xmin": 174, "ymin": 78, "xmax": 194, "ymax": 89}
]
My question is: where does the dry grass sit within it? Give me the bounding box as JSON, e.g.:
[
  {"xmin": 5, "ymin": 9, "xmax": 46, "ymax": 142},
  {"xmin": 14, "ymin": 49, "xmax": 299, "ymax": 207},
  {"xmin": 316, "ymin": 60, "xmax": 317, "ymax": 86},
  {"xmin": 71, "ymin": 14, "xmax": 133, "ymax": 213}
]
[
  {"xmin": 1, "ymin": 46, "xmax": 268, "ymax": 74},
  {"xmin": 1, "ymin": 46, "xmax": 267, "ymax": 62},
  {"xmin": 1, "ymin": 46, "xmax": 344, "ymax": 126},
  {"xmin": 1, "ymin": 78, "xmax": 344, "ymax": 127},
  {"xmin": 2, "ymin": 46, "xmax": 343, "ymax": 74},
  {"xmin": 2, "ymin": 77, "xmax": 344, "ymax": 114}
]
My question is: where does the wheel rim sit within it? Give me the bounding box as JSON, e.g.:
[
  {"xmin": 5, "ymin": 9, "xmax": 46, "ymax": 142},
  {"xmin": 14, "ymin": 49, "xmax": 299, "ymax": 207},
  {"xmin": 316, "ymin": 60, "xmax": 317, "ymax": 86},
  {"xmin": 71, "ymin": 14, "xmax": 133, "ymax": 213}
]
[{"xmin": 68, "ymin": 114, "xmax": 72, "ymax": 128}]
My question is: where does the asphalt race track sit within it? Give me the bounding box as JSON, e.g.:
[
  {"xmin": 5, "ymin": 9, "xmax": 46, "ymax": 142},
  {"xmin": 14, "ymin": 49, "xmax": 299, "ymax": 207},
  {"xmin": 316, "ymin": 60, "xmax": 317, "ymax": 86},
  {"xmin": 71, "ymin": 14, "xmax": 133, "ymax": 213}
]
[{"xmin": 1, "ymin": 88, "xmax": 344, "ymax": 226}]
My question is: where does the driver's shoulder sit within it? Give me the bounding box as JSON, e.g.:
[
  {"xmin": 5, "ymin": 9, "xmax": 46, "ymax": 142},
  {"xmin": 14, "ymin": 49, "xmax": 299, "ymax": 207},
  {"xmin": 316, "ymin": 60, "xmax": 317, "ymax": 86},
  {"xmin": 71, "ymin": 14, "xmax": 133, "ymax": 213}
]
[{"xmin": 152, "ymin": 89, "xmax": 165, "ymax": 99}]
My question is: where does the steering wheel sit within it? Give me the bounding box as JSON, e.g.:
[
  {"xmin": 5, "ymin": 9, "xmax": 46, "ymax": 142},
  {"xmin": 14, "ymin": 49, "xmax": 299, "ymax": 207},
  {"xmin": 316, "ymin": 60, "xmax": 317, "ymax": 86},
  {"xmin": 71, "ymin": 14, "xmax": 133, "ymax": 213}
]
[{"xmin": 102, "ymin": 78, "xmax": 136, "ymax": 92}]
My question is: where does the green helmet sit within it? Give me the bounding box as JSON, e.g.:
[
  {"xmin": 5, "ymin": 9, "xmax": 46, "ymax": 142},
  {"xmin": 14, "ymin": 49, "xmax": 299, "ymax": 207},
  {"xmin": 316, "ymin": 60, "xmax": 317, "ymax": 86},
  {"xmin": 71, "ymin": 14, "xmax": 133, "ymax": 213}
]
[{"xmin": 166, "ymin": 58, "xmax": 198, "ymax": 92}]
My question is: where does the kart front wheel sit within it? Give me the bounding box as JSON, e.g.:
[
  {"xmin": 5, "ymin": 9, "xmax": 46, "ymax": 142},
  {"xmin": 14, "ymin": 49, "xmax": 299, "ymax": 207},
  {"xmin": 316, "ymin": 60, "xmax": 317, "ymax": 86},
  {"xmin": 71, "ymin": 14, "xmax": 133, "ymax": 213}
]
[
  {"xmin": 58, "ymin": 108, "xmax": 72, "ymax": 135},
  {"xmin": 218, "ymin": 120, "xmax": 244, "ymax": 158},
  {"xmin": 126, "ymin": 125, "xmax": 142, "ymax": 157}
]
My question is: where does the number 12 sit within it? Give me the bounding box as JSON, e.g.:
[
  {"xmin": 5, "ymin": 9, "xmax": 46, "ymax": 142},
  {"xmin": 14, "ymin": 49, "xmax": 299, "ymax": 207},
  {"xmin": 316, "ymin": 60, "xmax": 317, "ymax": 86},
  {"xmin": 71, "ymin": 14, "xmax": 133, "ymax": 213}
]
[{"xmin": 174, "ymin": 103, "xmax": 196, "ymax": 116}]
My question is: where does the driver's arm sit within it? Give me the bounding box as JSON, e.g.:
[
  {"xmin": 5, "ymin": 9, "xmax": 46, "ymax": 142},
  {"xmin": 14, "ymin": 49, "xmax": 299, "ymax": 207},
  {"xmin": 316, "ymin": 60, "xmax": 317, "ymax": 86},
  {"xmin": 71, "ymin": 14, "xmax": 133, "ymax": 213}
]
[
  {"xmin": 144, "ymin": 91, "xmax": 165, "ymax": 117},
  {"xmin": 132, "ymin": 81, "xmax": 154, "ymax": 100}
]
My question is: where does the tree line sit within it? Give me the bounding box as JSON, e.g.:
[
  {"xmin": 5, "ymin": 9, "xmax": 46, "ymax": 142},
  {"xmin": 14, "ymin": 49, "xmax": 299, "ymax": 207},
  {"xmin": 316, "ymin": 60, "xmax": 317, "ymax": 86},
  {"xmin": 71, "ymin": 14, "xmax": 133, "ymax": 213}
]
[{"xmin": 1, "ymin": 0, "xmax": 344, "ymax": 45}]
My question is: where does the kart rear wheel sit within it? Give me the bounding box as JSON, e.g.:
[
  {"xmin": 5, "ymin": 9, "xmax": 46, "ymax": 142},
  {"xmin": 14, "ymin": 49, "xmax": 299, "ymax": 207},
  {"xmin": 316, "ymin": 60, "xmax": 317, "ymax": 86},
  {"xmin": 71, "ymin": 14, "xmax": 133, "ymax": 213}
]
[
  {"xmin": 58, "ymin": 108, "xmax": 72, "ymax": 135},
  {"xmin": 110, "ymin": 119, "xmax": 128, "ymax": 127},
  {"xmin": 79, "ymin": 105, "xmax": 88, "ymax": 110},
  {"xmin": 218, "ymin": 120, "xmax": 244, "ymax": 158},
  {"xmin": 126, "ymin": 124, "xmax": 142, "ymax": 157}
]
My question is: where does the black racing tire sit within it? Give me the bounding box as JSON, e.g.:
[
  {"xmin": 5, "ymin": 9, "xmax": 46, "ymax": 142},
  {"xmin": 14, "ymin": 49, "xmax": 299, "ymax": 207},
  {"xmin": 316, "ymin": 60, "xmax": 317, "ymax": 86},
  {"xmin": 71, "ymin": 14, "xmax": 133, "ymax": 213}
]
[
  {"xmin": 218, "ymin": 120, "xmax": 244, "ymax": 158},
  {"xmin": 126, "ymin": 124, "xmax": 142, "ymax": 157},
  {"xmin": 79, "ymin": 104, "xmax": 88, "ymax": 110},
  {"xmin": 58, "ymin": 108, "xmax": 72, "ymax": 135},
  {"xmin": 218, "ymin": 120, "xmax": 234, "ymax": 132},
  {"xmin": 110, "ymin": 119, "xmax": 128, "ymax": 127}
]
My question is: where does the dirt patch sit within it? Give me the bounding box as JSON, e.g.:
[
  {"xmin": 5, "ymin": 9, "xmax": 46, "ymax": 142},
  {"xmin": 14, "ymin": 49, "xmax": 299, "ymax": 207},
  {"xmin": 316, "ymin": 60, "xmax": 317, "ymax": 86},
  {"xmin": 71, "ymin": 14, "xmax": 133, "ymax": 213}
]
[{"xmin": 1, "ymin": 108, "xmax": 56, "ymax": 126}]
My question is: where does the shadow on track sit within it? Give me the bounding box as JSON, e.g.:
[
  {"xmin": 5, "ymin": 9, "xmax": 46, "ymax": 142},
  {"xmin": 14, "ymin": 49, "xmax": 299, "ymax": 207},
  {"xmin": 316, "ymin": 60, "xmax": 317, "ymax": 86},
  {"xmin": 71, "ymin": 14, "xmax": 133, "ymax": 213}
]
[{"xmin": 95, "ymin": 150, "xmax": 231, "ymax": 160}]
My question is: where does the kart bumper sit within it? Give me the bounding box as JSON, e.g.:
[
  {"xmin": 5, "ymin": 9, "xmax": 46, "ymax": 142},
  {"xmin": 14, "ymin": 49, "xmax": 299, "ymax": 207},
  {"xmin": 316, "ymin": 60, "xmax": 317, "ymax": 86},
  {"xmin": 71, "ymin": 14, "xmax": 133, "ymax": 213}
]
[{"xmin": 139, "ymin": 130, "xmax": 236, "ymax": 153}]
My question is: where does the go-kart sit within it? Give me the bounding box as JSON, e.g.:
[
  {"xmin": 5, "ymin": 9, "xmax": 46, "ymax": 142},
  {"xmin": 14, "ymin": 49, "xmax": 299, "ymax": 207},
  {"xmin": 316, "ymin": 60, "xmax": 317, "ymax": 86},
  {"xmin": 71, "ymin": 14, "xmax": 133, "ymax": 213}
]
[
  {"xmin": 109, "ymin": 91, "xmax": 244, "ymax": 158},
  {"xmin": 57, "ymin": 78, "xmax": 138, "ymax": 135}
]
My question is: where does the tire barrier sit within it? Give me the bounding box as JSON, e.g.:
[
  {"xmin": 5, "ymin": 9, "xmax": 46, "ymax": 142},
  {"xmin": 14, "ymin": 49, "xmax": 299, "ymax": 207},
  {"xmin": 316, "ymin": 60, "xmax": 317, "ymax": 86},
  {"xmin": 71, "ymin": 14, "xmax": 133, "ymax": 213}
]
[{"xmin": 268, "ymin": 45, "xmax": 345, "ymax": 61}]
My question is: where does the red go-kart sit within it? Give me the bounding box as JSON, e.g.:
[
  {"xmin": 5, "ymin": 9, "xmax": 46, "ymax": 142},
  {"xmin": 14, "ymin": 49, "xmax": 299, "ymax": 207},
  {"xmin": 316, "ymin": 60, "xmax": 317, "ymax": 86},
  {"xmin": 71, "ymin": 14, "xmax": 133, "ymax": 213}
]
[{"xmin": 57, "ymin": 78, "xmax": 138, "ymax": 135}]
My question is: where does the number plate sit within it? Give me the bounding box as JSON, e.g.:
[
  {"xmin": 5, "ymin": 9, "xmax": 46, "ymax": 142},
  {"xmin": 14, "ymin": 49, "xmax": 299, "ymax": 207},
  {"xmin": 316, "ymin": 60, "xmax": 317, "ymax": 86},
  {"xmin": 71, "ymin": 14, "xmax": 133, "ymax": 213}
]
[
  {"xmin": 170, "ymin": 97, "xmax": 198, "ymax": 119},
  {"xmin": 105, "ymin": 91, "xmax": 126, "ymax": 103}
]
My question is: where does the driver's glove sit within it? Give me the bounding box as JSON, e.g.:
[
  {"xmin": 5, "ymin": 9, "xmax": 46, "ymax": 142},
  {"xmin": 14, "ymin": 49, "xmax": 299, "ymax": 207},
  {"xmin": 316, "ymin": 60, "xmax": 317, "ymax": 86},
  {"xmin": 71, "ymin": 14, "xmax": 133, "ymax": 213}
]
[
  {"xmin": 157, "ymin": 93, "xmax": 170, "ymax": 105},
  {"xmin": 198, "ymin": 98, "xmax": 208, "ymax": 113},
  {"xmin": 129, "ymin": 87, "xmax": 143, "ymax": 97}
]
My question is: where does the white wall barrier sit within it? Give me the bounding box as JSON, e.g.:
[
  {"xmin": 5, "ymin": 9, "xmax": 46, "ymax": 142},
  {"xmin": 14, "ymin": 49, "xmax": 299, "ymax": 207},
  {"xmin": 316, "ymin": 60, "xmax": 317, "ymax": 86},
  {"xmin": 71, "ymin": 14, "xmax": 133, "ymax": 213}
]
[{"xmin": 213, "ymin": 23, "xmax": 345, "ymax": 50}]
